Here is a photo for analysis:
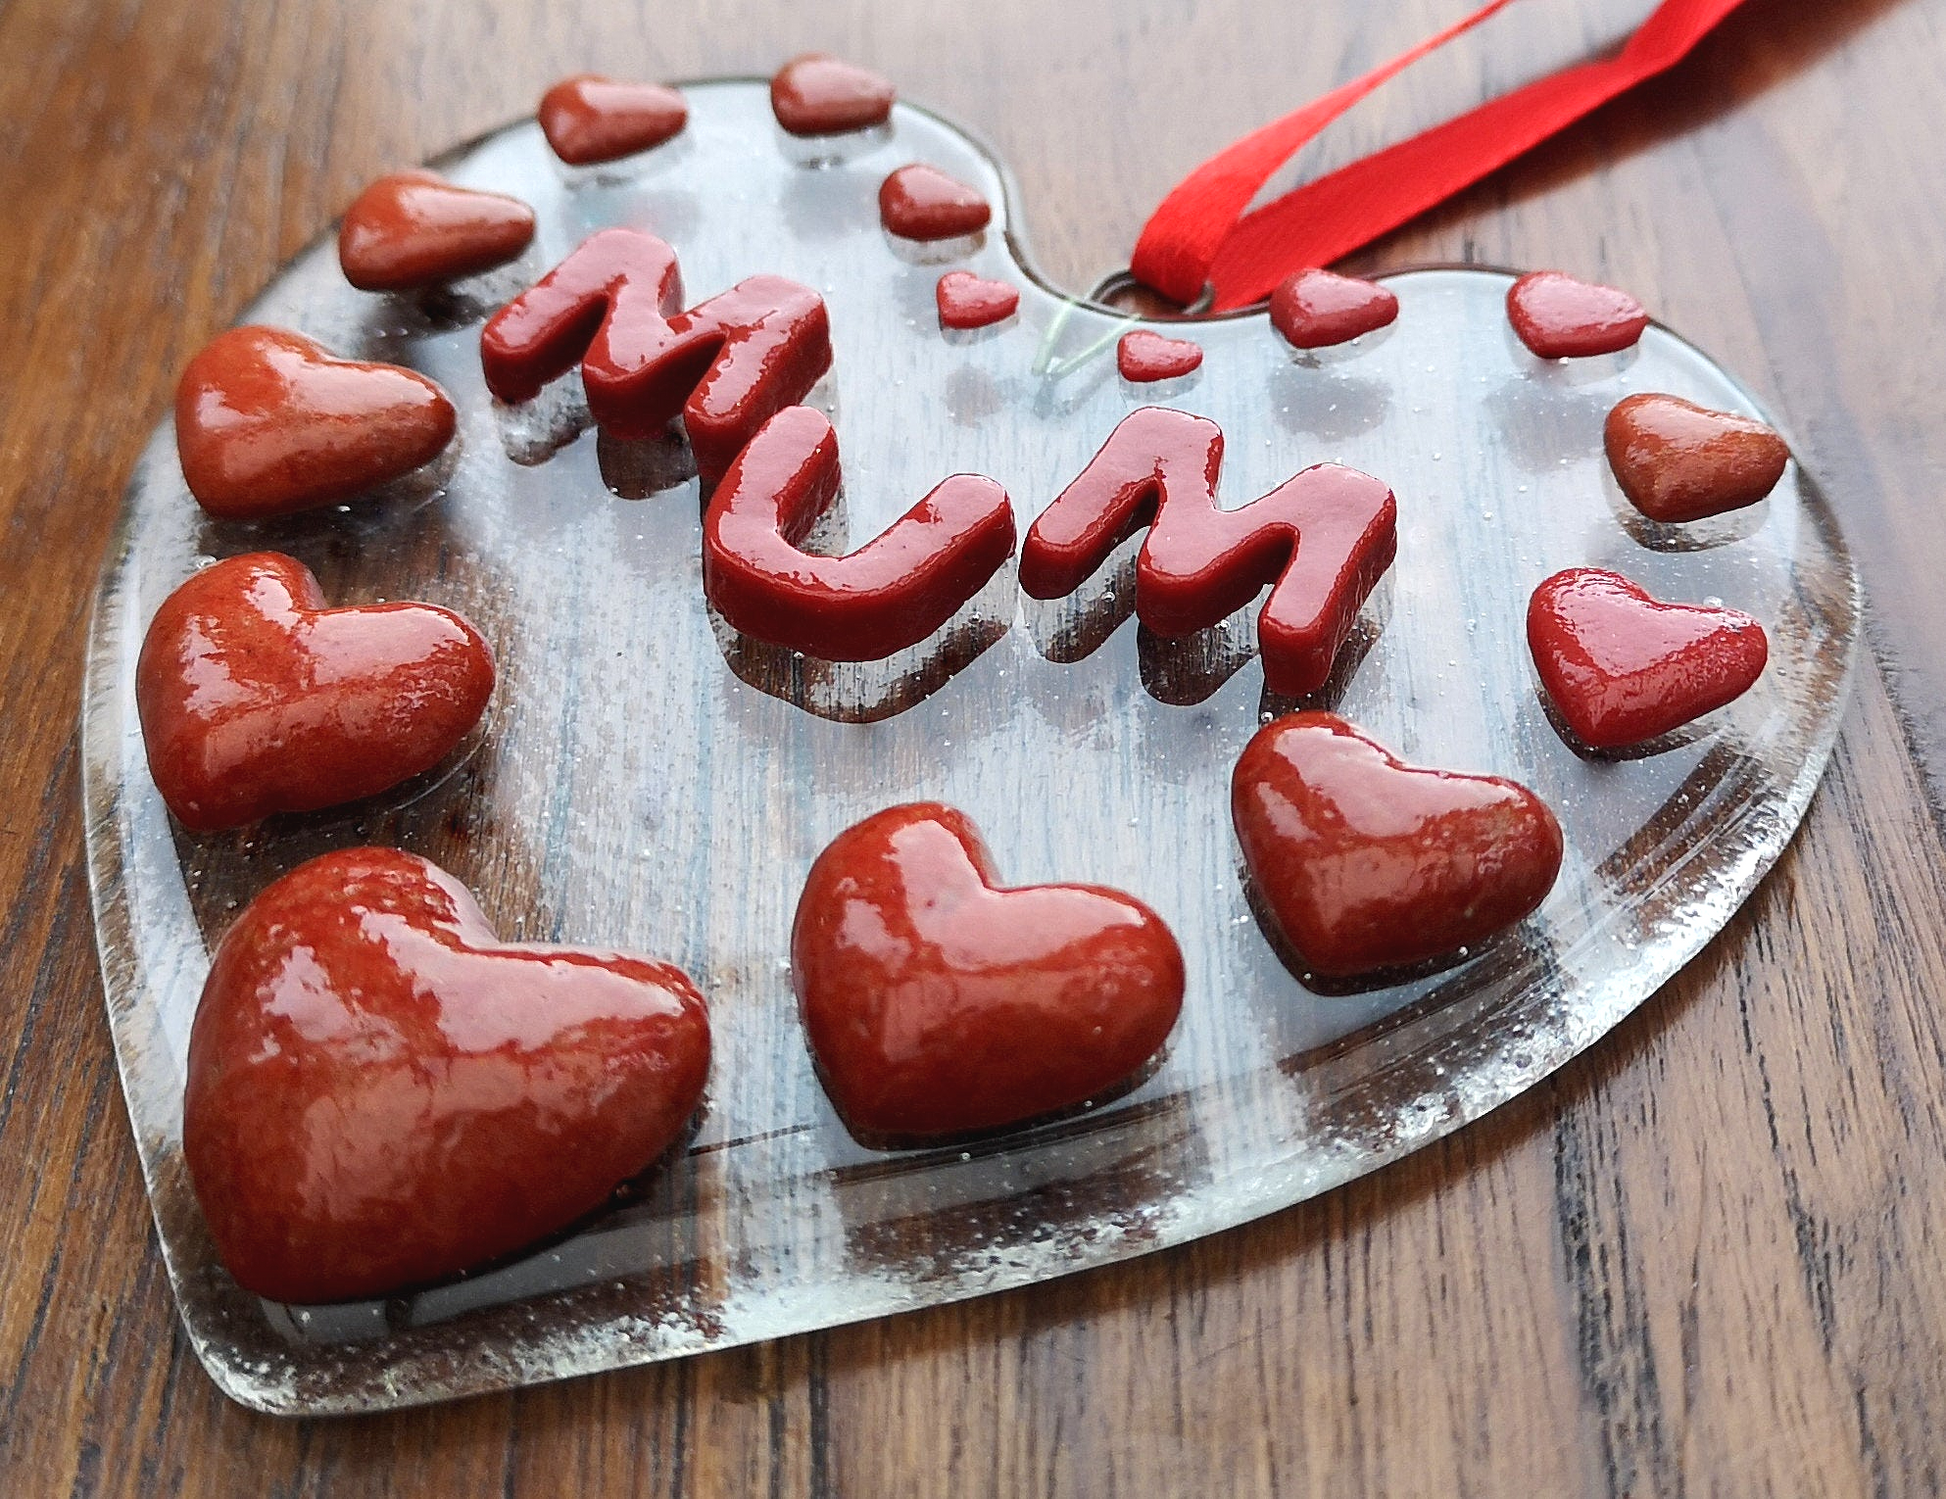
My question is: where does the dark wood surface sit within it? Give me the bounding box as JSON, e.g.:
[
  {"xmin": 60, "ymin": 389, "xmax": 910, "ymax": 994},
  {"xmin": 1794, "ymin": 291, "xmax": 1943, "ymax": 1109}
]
[{"xmin": 6, "ymin": 0, "xmax": 1946, "ymax": 1492}]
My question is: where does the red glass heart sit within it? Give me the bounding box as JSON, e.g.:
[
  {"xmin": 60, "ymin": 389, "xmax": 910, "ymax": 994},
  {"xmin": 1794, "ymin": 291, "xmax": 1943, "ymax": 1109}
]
[
  {"xmin": 1232, "ymin": 713, "xmax": 1564, "ymax": 979},
  {"xmin": 769, "ymin": 54, "xmax": 896, "ymax": 136},
  {"xmin": 1269, "ymin": 268, "xmax": 1399, "ymax": 349},
  {"xmin": 135, "ymin": 552, "xmax": 494, "ymax": 831},
  {"xmin": 174, "ymin": 326, "xmax": 456, "ymax": 519},
  {"xmin": 183, "ymin": 847, "xmax": 711, "ymax": 1304},
  {"xmin": 337, "ymin": 169, "xmax": 536, "ymax": 291},
  {"xmin": 792, "ymin": 804, "xmax": 1184, "ymax": 1141},
  {"xmin": 935, "ymin": 270, "xmax": 1019, "ymax": 330},
  {"xmin": 1528, "ymin": 568, "xmax": 1769, "ymax": 749},
  {"xmin": 1117, "ymin": 329, "xmax": 1204, "ymax": 382},
  {"xmin": 1605, "ymin": 392, "xmax": 1790, "ymax": 523},
  {"xmin": 1506, "ymin": 270, "xmax": 1649, "ymax": 359},
  {"xmin": 538, "ymin": 75, "xmax": 687, "ymax": 165},
  {"xmin": 878, "ymin": 164, "xmax": 991, "ymax": 241}
]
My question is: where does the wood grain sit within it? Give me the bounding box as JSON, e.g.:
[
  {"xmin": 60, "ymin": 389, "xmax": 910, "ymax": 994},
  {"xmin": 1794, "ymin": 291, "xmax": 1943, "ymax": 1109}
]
[{"xmin": 5, "ymin": 0, "xmax": 1946, "ymax": 1492}]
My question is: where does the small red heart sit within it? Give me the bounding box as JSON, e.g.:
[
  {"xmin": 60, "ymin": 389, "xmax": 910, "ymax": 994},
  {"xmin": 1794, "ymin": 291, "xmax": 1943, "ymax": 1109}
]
[
  {"xmin": 175, "ymin": 326, "xmax": 457, "ymax": 519},
  {"xmin": 538, "ymin": 75, "xmax": 688, "ymax": 165},
  {"xmin": 878, "ymin": 164, "xmax": 991, "ymax": 241},
  {"xmin": 1233, "ymin": 713, "xmax": 1564, "ymax": 979},
  {"xmin": 136, "ymin": 552, "xmax": 495, "ymax": 831},
  {"xmin": 337, "ymin": 169, "xmax": 536, "ymax": 291},
  {"xmin": 770, "ymin": 54, "xmax": 896, "ymax": 136},
  {"xmin": 1270, "ymin": 268, "xmax": 1399, "ymax": 349},
  {"xmin": 935, "ymin": 270, "xmax": 1019, "ymax": 330},
  {"xmin": 183, "ymin": 847, "xmax": 711, "ymax": 1303},
  {"xmin": 1528, "ymin": 568, "xmax": 1769, "ymax": 749},
  {"xmin": 1506, "ymin": 271, "xmax": 1649, "ymax": 359},
  {"xmin": 1117, "ymin": 329, "xmax": 1204, "ymax": 382},
  {"xmin": 1605, "ymin": 392, "xmax": 1790, "ymax": 523},
  {"xmin": 792, "ymin": 804, "xmax": 1184, "ymax": 1141}
]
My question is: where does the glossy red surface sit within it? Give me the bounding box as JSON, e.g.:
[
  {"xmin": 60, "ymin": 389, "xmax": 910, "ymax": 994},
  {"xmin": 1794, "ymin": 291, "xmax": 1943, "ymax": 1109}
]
[
  {"xmin": 877, "ymin": 164, "xmax": 990, "ymax": 241},
  {"xmin": 934, "ymin": 270, "xmax": 1019, "ymax": 330},
  {"xmin": 174, "ymin": 326, "xmax": 456, "ymax": 519},
  {"xmin": 1506, "ymin": 270, "xmax": 1649, "ymax": 359},
  {"xmin": 183, "ymin": 847, "xmax": 711, "ymax": 1304},
  {"xmin": 792, "ymin": 804, "xmax": 1184, "ymax": 1142},
  {"xmin": 1528, "ymin": 568, "xmax": 1769, "ymax": 750},
  {"xmin": 1605, "ymin": 392, "xmax": 1791, "ymax": 523},
  {"xmin": 702, "ymin": 405, "xmax": 1015, "ymax": 660},
  {"xmin": 1116, "ymin": 329, "xmax": 1204, "ymax": 382},
  {"xmin": 1019, "ymin": 406, "xmax": 1395, "ymax": 696},
  {"xmin": 1232, "ymin": 712, "xmax": 1564, "ymax": 979},
  {"xmin": 769, "ymin": 53, "xmax": 896, "ymax": 136},
  {"xmin": 481, "ymin": 227, "xmax": 679, "ymax": 402},
  {"xmin": 135, "ymin": 552, "xmax": 494, "ymax": 832},
  {"xmin": 537, "ymin": 75, "xmax": 687, "ymax": 165},
  {"xmin": 337, "ymin": 169, "xmax": 535, "ymax": 292},
  {"xmin": 480, "ymin": 228, "xmax": 832, "ymax": 483},
  {"xmin": 1268, "ymin": 268, "xmax": 1399, "ymax": 349}
]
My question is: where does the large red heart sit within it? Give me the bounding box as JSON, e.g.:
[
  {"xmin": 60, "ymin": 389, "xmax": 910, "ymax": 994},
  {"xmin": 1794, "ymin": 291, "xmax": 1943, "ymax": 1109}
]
[
  {"xmin": 1232, "ymin": 713, "xmax": 1564, "ymax": 979},
  {"xmin": 175, "ymin": 325, "xmax": 456, "ymax": 519},
  {"xmin": 183, "ymin": 847, "xmax": 711, "ymax": 1304},
  {"xmin": 135, "ymin": 552, "xmax": 495, "ymax": 831},
  {"xmin": 1527, "ymin": 568, "xmax": 1769, "ymax": 749},
  {"xmin": 337, "ymin": 169, "xmax": 536, "ymax": 291},
  {"xmin": 792, "ymin": 804, "xmax": 1184, "ymax": 1141}
]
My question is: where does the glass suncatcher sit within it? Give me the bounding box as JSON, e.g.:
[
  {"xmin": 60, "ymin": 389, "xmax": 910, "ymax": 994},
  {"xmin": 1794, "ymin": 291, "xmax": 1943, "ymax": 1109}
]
[{"xmin": 84, "ymin": 81, "xmax": 1857, "ymax": 1412}]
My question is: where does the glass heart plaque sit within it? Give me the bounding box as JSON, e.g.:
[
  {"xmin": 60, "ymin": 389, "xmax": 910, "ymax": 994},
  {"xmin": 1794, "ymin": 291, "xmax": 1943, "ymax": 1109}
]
[{"xmin": 82, "ymin": 79, "xmax": 1859, "ymax": 1413}]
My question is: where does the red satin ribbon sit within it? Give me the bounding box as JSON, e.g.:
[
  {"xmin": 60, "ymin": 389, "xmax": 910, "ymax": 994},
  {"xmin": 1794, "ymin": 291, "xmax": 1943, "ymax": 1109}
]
[{"xmin": 1132, "ymin": 0, "xmax": 1753, "ymax": 311}]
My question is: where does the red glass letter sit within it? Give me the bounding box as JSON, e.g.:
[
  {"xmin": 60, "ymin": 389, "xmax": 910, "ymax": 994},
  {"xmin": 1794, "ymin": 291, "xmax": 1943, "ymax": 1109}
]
[
  {"xmin": 1021, "ymin": 406, "xmax": 1395, "ymax": 697},
  {"xmin": 703, "ymin": 407, "xmax": 1017, "ymax": 661},
  {"xmin": 481, "ymin": 228, "xmax": 833, "ymax": 483}
]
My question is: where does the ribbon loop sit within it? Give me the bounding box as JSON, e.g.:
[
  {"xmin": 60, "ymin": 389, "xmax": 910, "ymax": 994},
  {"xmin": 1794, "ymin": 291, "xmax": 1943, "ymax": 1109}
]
[{"xmin": 1132, "ymin": 0, "xmax": 1753, "ymax": 312}]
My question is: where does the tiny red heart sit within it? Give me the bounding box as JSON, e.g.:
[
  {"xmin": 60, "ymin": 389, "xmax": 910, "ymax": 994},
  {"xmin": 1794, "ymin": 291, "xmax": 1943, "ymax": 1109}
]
[
  {"xmin": 1528, "ymin": 568, "xmax": 1769, "ymax": 750},
  {"xmin": 878, "ymin": 164, "xmax": 991, "ymax": 241},
  {"xmin": 1506, "ymin": 271, "xmax": 1649, "ymax": 359},
  {"xmin": 175, "ymin": 325, "xmax": 456, "ymax": 519},
  {"xmin": 1232, "ymin": 712, "xmax": 1564, "ymax": 979},
  {"xmin": 1117, "ymin": 329, "xmax": 1203, "ymax": 382},
  {"xmin": 136, "ymin": 552, "xmax": 495, "ymax": 831},
  {"xmin": 1270, "ymin": 268, "xmax": 1399, "ymax": 349},
  {"xmin": 338, "ymin": 169, "xmax": 536, "ymax": 291},
  {"xmin": 770, "ymin": 54, "xmax": 896, "ymax": 136},
  {"xmin": 935, "ymin": 270, "xmax": 1019, "ymax": 330},
  {"xmin": 538, "ymin": 75, "xmax": 688, "ymax": 165},
  {"xmin": 184, "ymin": 847, "xmax": 711, "ymax": 1304},
  {"xmin": 1605, "ymin": 392, "xmax": 1790, "ymax": 523},
  {"xmin": 792, "ymin": 804, "xmax": 1184, "ymax": 1141}
]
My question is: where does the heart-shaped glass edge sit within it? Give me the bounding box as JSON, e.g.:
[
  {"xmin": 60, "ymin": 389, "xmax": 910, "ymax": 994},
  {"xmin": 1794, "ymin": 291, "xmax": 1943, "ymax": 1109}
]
[{"xmin": 81, "ymin": 79, "xmax": 1861, "ymax": 1413}]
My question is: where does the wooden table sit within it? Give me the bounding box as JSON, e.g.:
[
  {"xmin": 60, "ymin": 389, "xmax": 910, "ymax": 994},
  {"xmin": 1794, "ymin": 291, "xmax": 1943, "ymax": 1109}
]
[{"xmin": 6, "ymin": 0, "xmax": 1946, "ymax": 1491}]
